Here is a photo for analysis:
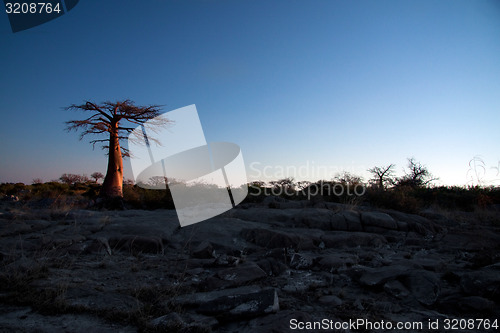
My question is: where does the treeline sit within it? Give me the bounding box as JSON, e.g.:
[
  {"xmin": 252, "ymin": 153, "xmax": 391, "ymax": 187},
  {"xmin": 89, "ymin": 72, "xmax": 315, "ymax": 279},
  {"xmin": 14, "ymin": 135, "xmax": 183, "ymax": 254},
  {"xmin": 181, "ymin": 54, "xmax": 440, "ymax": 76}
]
[
  {"xmin": 1, "ymin": 156, "xmax": 499, "ymax": 214},
  {"xmin": 246, "ymin": 179, "xmax": 500, "ymax": 213},
  {"xmin": 2, "ymin": 176, "xmax": 499, "ymax": 214},
  {"xmin": 246, "ymin": 158, "xmax": 500, "ymax": 213},
  {"xmin": 0, "ymin": 180, "xmax": 174, "ymax": 210}
]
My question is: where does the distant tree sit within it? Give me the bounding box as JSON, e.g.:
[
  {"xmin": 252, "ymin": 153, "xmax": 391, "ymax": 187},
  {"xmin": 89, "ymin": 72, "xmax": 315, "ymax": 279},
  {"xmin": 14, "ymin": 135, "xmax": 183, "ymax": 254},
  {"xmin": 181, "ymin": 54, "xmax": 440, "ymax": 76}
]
[
  {"xmin": 249, "ymin": 180, "xmax": 266, "ymax": 187},
  {"xmin": 270, "ymin": 177, "xmax": 296, "ymax": 191},
  {"xmin": 32, "ymin": 178, "xmax": 43, "ymax": 185},
  {"xmin": 65, "ymin": 100, "xmax": 170, "ymax": 199},
  {"xmin": 60, "ymin": 173, "xmax": 77, "ymax": 185},
  {"xmin": 91, "ymin": 172, "xmax": 104, "ymax": 183},
  {"xmin": 60, "ymin": 173, "xmax": 88, "ymax": 185},
  {"xmin": 296, "ymin": 180, "xmax": 312, "ymax": 191},
  {"xmin": 147, "ymin": 176, "xmax": 168, "ymax": 188},
  {"xmin": 368, "ymin": 164, "xmax": 395, "ymax": 190},
  {"xmin": 397, "ymin": 157, "xmax": 437, "ymax": 188},
  {"xmin": 334, "ymin": 171, "xmax": 363, "ymax": 185},
  {"xmin": 123, "ymin": 178, "xmax": 135, "ymax": 186}
]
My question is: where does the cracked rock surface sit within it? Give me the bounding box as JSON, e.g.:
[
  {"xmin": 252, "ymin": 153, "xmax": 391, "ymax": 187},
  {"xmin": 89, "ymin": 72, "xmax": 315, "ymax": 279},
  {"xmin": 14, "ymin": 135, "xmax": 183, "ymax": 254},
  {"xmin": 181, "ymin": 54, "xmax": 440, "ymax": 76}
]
[{"xmin": 0, "ymin": 199, "xmax": 499, "ymax": 332}]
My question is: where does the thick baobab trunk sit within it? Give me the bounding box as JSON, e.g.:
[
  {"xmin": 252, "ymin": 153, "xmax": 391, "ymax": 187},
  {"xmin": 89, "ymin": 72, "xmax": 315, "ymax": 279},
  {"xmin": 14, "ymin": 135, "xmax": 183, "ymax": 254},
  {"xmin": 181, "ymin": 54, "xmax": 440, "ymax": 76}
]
[{"xmin": 100, "ymin": 125, "xmax": 123, "ymax": 198}]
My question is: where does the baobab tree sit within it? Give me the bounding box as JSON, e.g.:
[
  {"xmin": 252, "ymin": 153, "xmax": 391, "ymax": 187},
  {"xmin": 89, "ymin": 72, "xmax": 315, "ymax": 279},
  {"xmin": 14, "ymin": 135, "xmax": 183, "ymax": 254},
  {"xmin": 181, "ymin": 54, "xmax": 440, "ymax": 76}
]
[
  {"xmin": 90, "ymin": 172, "xmax": 104, "ymax": 183},
  {"xmin": 65, "ymin": 100, "xmax": 169, "ymax": 199},
  {"xmin": 397, "ymin": 157, "xmax": 437, "ymax": 188},
  {"xmin": 368, "ymin": 164, "xmax": 395, "ymax": 190}
]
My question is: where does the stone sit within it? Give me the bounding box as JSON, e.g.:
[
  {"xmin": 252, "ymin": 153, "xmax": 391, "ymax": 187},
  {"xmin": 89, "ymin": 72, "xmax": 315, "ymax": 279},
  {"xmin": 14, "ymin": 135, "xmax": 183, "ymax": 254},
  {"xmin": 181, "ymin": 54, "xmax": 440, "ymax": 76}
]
[
  {"xmin": 204, "ymin": 262, "xmax": 267, "ymax": 290},
  {"xmin": 184, "ymin": 313, "xmax": 219, "ymax": 329},
  {"xmin": 317, "ymin": 253, "xmax": 359, "ymax": 271},
  {"xmin": 361, "ymin": 212, "xmax": 398, "ymax": 230},
  {"xmin": 84, "ymin": 237, "xmax": 112, "ymax": 255},
  {"xmin": 217, "ymin": 262, "xmax": 266, "ymax": 282},
  {"xmin": 358, "ymin": 265, "xmax": 409, "ymax": 287},
  {"xmin": 238, "ymin": 310, "xmax": 331, "ymax": 333},
  {"xmin": 65, "ymin": 288, "xmax": 140, "ymax": 314},
  {"xmin": 256, "ymin": 258, "xmax": 287, "ymax": 276},
  {"xmin": 0, "ymin": 220, "xmax": 31, "ymax": 237},
  {"xmin": 192, "ymin": 241, "xmax": 214, "ymax": 259},
  {"xmin": 297, "ymin": 208, "xmax": 348, "ymax": 231},
  {"xmin": 175, "ymin": 286, "xmax": 279, "ymax": 320},
  {"xmin": 318, "ymin": 295, "xmax": 342, "ymax": 306},
  {"xmin": 213, "ymin": 254, "xmax": 240, "ymax": 267},
  {"xmin": 321, "ymin": 231, "xmax": 387, "ymax": 248},
  {"xmin": 384, "ymin": 280, "xmax": 410, "ymax": 299},
  {"xmin": 281, "ymin": 271, "xmax": 329, "ymax": 294},
  {"xmin": 108, "ymin": 235, "xmax": 164, "ymax": 254},
  {"xmin": 227, "ymin": 208, "xmax": 298, "ymax": 224},
  {"xmin": 397, "ymin": 221, "xmax": 409, "ymax": 232},
  {"xmin": 149, "ymin": 312, "xmax": 184, "ymax": 330},
  {"xmin": 410, "ymin": 258, "xmax": 446, "ymax": 272},
  {"xmin": 458, "ymin": 296, "xmax": 495, "ymax": 312},
  {"xmin": 297, "ymin": 208, "xmax": 331, "ymax": 230},
  {"xmin": 0, "ymin": 305, "xmax": 136, "ymax": 333},
  {"xmin": 241, "ymin": 228, "xmax": 316, "ymax": 250},
  {"xmin": 404, "ymin": 270, "xmax": 440, "ymax": 306},
  {"xmin": 289, "ymin": 253, "xmax": 316, "ymax": 269},
  {"xmin": 330, "ymin": 214, "xmax": 349, "ymax": 231},
  {"xmin": 461, "ymin": 268, "xmax": 500, "ymax": 301}
]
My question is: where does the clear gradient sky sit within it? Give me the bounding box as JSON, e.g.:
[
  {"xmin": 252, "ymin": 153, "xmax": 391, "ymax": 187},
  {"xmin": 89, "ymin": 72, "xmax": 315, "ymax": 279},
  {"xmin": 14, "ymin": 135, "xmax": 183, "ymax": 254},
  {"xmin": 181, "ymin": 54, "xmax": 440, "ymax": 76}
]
[{"xmin": 1, "ymin": 0, "xmax": 499, "ymax": 186}]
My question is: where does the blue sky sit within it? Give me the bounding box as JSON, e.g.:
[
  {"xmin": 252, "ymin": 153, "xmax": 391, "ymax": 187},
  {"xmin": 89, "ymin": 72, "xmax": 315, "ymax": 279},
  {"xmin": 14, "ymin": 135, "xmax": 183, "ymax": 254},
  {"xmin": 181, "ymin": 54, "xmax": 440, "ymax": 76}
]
[{"xmin": 1, "ymin": 0, "xmax": 499, "ymax": 186}]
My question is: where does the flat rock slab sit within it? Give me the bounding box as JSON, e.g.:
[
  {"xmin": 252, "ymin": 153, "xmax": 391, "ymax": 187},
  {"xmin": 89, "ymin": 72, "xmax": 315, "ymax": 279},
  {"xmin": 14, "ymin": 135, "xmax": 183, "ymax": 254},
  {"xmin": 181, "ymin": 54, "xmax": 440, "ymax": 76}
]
[
  {"xmin": 198, "ymin": 288, "xmax": 278, "ymax": 319},
  {"xmin": 361, "ymin": 212, "xmax": 398, "ymax": 230},
  {"xmin": 1, "ymin": 202, "xmax": 499, "ymax": 332},
  {"xmin": 0, "ymin": 305, "xmax": 136, "ymax": 333},
  {"xmin": 228, "ymin": 208, "xmax": 300, "ymax": 224},
  {"xmin": 241, "ymin": 228, "xmax": 317, "ymax": 250},
  {"xmin": 404, "ymin": 271, "xmax": 440, "ymax": 306},
  {"xmin": 65, "ymin": 288, "xmax": 140, "ymax": 314},
  {"xmin": 108, "ymin": 235, "xmax": 164, "ymax": 254},
  {"xmin": 173, "ymin": 285, "xmax": 279, "ymax": 320},
  {"xmin": 461, "ymin": 267, "xmax": 500, "ymax": 301},
  {"xmin": 321, "ymin": 231, "xmax": 387, "ymax": 248},
  {"xmin": 205, "ymin": 262, "xmax": 267, "ymax": 289},
  {"xmin": 358, "ymin": 265, "xmax": 410, "ymax": 287},
  {"xmin": 318, "ymin": 253, "xmax": 359, "ymax": 270}
]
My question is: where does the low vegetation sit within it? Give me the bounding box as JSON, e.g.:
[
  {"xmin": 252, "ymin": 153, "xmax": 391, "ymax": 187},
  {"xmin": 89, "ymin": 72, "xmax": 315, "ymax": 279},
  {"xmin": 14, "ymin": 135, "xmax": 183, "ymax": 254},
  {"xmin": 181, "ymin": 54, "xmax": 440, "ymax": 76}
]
[
  {"xmin": 1, "ymin": 177, "xmax": 499, "ymax": 217},
  {"xmin": 1, "ymin": 157, "xmax": 499, "ymax": 221}
]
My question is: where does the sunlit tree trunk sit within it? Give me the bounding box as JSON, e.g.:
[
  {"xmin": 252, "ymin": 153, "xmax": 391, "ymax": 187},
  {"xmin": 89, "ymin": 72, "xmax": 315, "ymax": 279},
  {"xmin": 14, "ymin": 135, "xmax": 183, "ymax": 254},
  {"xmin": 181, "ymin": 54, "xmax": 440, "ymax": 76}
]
[{"xmin": 100, "ymin": 122, "xmax": 123, "ymax": 198}]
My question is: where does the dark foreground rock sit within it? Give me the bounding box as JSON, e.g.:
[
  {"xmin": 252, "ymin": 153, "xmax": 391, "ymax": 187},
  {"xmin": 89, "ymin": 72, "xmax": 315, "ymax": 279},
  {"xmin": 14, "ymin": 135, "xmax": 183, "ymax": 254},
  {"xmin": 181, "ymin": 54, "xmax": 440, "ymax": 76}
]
[{"xmin": 0, "ymin": 200, "xmax": 499, "ymax": 332}]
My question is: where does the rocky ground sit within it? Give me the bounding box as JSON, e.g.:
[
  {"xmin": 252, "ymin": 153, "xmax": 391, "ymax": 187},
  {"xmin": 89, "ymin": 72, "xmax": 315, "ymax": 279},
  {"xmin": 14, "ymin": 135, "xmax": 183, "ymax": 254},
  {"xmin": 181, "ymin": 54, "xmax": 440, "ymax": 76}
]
[{"xmin": 0, "ymin": 197, "xmax": 499, "ymax": 332}]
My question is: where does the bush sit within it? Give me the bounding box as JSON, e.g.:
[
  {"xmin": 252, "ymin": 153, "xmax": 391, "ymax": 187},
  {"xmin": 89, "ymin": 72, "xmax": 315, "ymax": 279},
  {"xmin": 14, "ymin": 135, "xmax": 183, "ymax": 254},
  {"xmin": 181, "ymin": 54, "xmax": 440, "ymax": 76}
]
[
  {"xmin": 123, "ymin": 185, "xmax": 175, "ymax": 210},
  {"xmin": 29, "ymin": 182, "xmax": 70, "ymax": 199},
  {"xmin": 364, "ymin": 185, "xmax": 500, "ymax": 213}
]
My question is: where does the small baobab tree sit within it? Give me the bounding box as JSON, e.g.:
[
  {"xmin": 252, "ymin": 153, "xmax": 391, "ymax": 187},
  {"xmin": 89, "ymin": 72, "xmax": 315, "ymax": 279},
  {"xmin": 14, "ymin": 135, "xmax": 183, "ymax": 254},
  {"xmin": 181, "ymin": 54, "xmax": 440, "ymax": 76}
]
[
  {"xmin": 91, "ymin": 172, "xmax": 104, "ymax": 183},
  {"xmin": 396, "ymin": 157, "xmax": 437, "ymax": 188},
  {"xmin": 368, "ymin": 164, "xmax": 396, "ymax": 190},
  {"xmin": 65, "ymin": 100, "xmax": 169, "ymax": 199}
]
